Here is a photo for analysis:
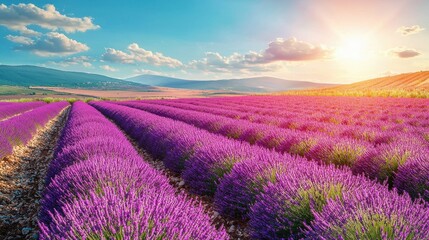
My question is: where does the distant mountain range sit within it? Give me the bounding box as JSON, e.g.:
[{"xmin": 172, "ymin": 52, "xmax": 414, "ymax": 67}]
[
  {"xmin": 0, "ymin": 65, "xmax": 152, "ymax": 91},
  {"xmin": 127, "ymin": 75, "xmax": 336, "ymax": 92},
  {"xmin": 326, "ymin": 71, "xmax": 429, "ymax": 91},
  {"xmin": 0, "ymin": 65, "xmax": 336, "ymax": 93},
  {"xmin": 5, "ymin": 65, "xmax": 427, "ymax": 94}
]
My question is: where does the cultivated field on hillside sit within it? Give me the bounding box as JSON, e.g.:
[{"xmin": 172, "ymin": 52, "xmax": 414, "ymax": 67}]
[
  {"xmin": 1, "ymin": 96, "xmax": 429, "ymax": 239},
  {"xmin": 281, "ymin": 71, "xmax": 429, "ymax": 98},
  {"xmin": 31, "ymin": 86, "xmax": 246, "ymax": 99}
]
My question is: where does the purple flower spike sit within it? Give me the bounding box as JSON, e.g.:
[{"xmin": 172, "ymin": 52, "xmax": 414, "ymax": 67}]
[
  {"xmin": 307, "ymin": 189, "xmax": 429, "ymax": 239},
  {"xmin": 395, "ymin": 155, "xmax": 429, "ymax": 201}
]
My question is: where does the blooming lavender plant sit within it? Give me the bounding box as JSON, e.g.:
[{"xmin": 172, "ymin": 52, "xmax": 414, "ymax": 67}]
[
  {"xmin": 395, "ymin": 156, "xmax": 429, "ymax": 201},
  {"xmin": 247, "ymin": 164, "xmax": 379, "ymax": 239},
  {"xmin": 40, "ymin": 185, "xmax": 228, "ymax": 240},
  {"xmin": 306, "ymin": 189, "xmax": 429, "ymax": 239},
  {"xmin": 353, "ymin": 142, "xmax": 425, "ymax": 185},
  {"xmin": 91, "ymin": 100, "xmax": 429, "ymax": 239},
  {"xmin": 48, "ymin": 137, "xmax": 139, "ymax": 176},
  {"xmin": 214, "ymin": 151, "xmax": 304, "ymax": 219},
  {"xmin": 40, "ymin": 155, "xmax": 173, "ymax": 225},
  {"xmin": 40, "ymin": 102, "xmax": 228, "ymax": 239},
  {"xmin": 0, "ymin": 101, "xmax": 68, "ymax": 159},
  {"xmin": 308, "ymin": 138, "xmax": 372, "ymax": 167},
  {"xmin": 0, "ymin": 101, "xmax": 46, "ymax": 120},
  {"xmin": 182, "ymin": 140, "xmax": 255, "ymax": 196}
]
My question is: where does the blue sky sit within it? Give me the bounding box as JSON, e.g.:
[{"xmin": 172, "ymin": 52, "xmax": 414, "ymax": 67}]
[{"xmin": 0, "ymin": 0, "xmax": 428, "ymax": 83}]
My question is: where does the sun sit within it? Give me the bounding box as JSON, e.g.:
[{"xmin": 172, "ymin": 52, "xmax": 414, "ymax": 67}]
[{"xmin": 335, "ymin": 36, "xmax": 371, "ymax": 61}]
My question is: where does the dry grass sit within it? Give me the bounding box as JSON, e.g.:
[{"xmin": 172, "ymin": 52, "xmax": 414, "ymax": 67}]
[
  {"xmin": 276, "ymin": 71, "xmax": 429, "ymax": 98},
  {"xmin": 329, "ymin": 71, "xmax": 429, "ymax": 91},
  {"xmin": 277, "ymin": 89, "xmax": 429, "ymax": 98},
  {"xmin": 33, "ymin": 87, "xmax": 245, "ymax": 99}
]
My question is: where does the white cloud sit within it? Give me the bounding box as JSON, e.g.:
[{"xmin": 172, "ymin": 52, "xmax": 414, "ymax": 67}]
[
  {"xmin": 133, "ymin": 69, "xmax": 163, "ymax": 75},
  {"xmin": 14, "ymin": 32, "xmax": 89, "ymax": 57},
  {"xmin": 387, "ymin": 47, "xmax": 421, "ymax": 58},
  {"xmin": 259, "ymin": 37, "xmax": 334, "ymax": 62},
  {"xmin": 397, "ymin": 25, "xmax": 425, "ymax": 36},
  {"xmin": 188, "ymin": 37, "xmax": 331, "ymax": 73},
  {"xmin": 50, "ymin": 56, "xmax": 93, "ymax": 67},
  {"xmin": 188, "ymin": 52, "xmax": 282, "ymax": 73},
  {"xmin": 102, "ymin": 43, "xmax": 183, "ymax": 68},
  {"xmin": 5, "ymin": 35, "xmax": 33, "ymax": 45},
  {"xmin": 0, "ymin": 3, "xmax": 99, "ymax": 36},
  {"xmin": 100, "ymin": 65, "xmax": 117, "ymax": 72}
]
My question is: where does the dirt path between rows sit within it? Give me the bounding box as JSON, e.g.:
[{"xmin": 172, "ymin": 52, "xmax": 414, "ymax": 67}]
[{"xmin": 0, "ymin": 107, "xmax": 69, "ymax": 239}]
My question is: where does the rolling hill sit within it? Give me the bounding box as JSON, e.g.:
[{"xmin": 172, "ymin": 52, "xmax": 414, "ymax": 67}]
[
  {"xmin": 0, "ymin": 65, "xmax": 337, "ymax": 94},
  {"xmin": 127, "ymin": 75, "xmax": 336, "ymax": 92},
  {"xmin": 328, "ymin": 71, "xmax": 429, "ymax": 91},
  {"xmin": 0, "ymin": 65, "xmax": 153, "ymax": 91}
]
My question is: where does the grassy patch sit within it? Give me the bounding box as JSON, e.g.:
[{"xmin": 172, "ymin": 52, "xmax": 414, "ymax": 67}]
[
  {"xmin": 0, "ymin": 85, "xmax": 60, "ymax": 95},
  {"xmin": 276, "ymin": 89, "xmax": 429, "ymax": 98}
]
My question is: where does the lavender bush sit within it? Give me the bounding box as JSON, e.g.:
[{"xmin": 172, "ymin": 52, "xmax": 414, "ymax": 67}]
[
  {"xmin": 40, "ymin": 102, "xmax": 227, "ymax": 239},
  {"xmin": 307, "ymin": 189, "xmax": 429, "ymax": 239},
  {"xmin": 0, "ymin": 101, "xmax": 68, "ymax": 159}
]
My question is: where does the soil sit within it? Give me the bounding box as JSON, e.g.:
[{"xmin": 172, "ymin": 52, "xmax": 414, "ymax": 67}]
[{"xmin": 0, "ymin": 107, "xmax": 69, "ymax": 239}]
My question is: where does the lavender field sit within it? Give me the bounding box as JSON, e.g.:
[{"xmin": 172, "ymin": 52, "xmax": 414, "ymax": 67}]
[{"xmin": 1, "ymin": 96, "xmax": 429, "ymax": 239}]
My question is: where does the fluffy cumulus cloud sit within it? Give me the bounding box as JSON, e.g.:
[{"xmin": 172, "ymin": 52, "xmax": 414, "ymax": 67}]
[
  {"xmin": 259, "ymin": 37, "xmax": 334, "ymax": 62},
  {"xmin": 397, "ymin": 25, "xmax": 425, "ymax": 36},
  {"xmin": 13, "ymin": 32, "xmax": 89, "ymax": 57},
  {"xmin": 0, "ymin": 3, "xmax": 99, "ymax": 36},
  {"xmin": 387, "ymin": 47, "xmax": 421, "ymax": 58},
  {"xmin": 188, "ymin": 37, "xmax": 332, "ymax": 73},
  {"xmin": 133, "ymin": 69, "xmax": 164, "ymax": 75},
  {"xmin": 188, "ymin": 52, "xmax": 281, "ymax": 73},
  {"xmin": 5, "ymin": 35, "xmax": 33, "ymax": 45},
  {"xmin": 102, "ymin": 43, "xmax": 183, "ymax": 68},
  {"xmin": 50, "ymin": 56, "xmax": 93, "ymax": 67},
  {"xmin": 100, "ymin": 65, "xmax": 118, "ymax": 72}
]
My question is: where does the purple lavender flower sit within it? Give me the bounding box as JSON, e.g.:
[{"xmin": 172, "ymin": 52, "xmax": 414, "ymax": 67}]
[
  {"xmin": 307, "ymin": 189, "xmax": 429, "ymax": 239},
  {"xmin": 45, "ymin": 137, "xmax": 140, "ymax": 184},
  {"xmin": 0, "ymin": 101, "xmax": 46, "ymax": 120},
  {"xmin": 0, "ymin": 101, "xmax": 68, "ymax": 159},
  {"xmin": 247, "ymin": 164, "xmax": 379, "ymax": 239},
  {"xmin": 182, "ymin": 140, "xmax": 255, "ymax": 196},
  {"xmin": 214, "ymin": 151, "xmax": 305, "ymax": 219},
  {"xmin": 353, "ymin": 142, "xmax": 425, "ymax": 185},
  {"xmin": 395, "ymin": 155, "xmax": 429, "ymax": 201},
  {"xmin": 307, "ymin": 138, "xmax": 371, "ymax": 167},
  {"xmin": 40, "ymin": 156, "xmax": 173, "ymax": 225},
  {"xmin": 41, "ymin": 101, "xmax": 227, "ymax": 238},
  {"xmin": 40, "ymin": 185, "xmax": 228, "ymax": 239}
]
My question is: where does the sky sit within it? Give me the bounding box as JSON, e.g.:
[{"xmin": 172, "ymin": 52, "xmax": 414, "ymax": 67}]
[{"xmin": 0, "ymin": 0, "xmax": 428, "ymax": 83}]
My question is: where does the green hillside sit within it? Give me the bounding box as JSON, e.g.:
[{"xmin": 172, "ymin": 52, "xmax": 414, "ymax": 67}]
[{"xmin": 0, "ymin": 65, "xmax": 152, "ymax": 91}]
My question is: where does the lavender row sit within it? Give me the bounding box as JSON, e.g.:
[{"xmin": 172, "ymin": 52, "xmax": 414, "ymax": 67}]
[
  {"xmin": 140, "ymin": 99, "xmax": 427, "ymax": 145},
  {"xmin": 195, "ymin": 96, "xmax": 429, "ymax": 122},
  {"xmin": 117, "ymin": 101, "xmax": 429, "ymax": 200},
  {"xmin": 173, "ymin": 96, "xmax": 429, "ymax": 130},
  {"xmin": 92, "ymin": 101, "xmax": 429, "ymax": 239},
  {"xmin": 156, "ymin": 96, "xmax": 429, "ymax": 134},
  {"xmin": 39, "ymin": 102, "xmax": 227, "ymax": 239},
  {"xmin": 168, "ymin": 96, "xmax": 429, "ymax": 128},
  {"xmin": 0, "ymin": 101, "xmax": 46, "ymax": 121},
  {"xmin": 0, "ymin": 102, "xmax": 68, "ymax": 159}
]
